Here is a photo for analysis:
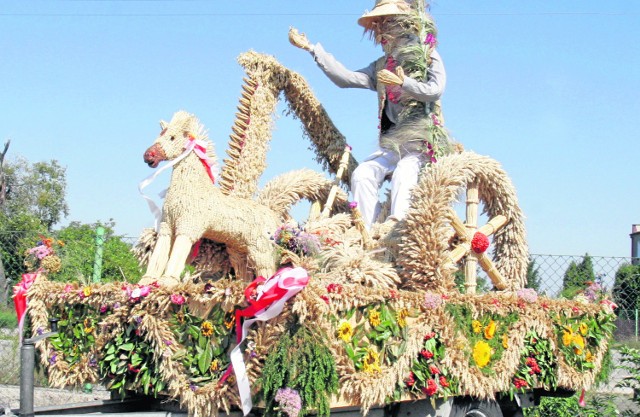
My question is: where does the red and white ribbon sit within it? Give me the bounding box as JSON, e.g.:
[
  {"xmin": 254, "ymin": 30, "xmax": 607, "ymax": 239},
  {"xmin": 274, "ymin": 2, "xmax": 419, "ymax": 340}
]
[
  {"xmin": 138, "ymin": 137, "xmax": 218, "ymax": 231},
  {"xmin": 224, "ymin": 267, "xmax": 310, "ymax": 415},
  {"xmin": 13, "ymin": 273, "xmax": 38, "ymax": 344}
]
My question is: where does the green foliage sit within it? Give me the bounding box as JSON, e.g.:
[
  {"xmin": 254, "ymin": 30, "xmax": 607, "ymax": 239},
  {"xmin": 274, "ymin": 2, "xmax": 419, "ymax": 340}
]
[
  {"xmin": 2, "ymin": 157, "xmax": 68, "ymax": 229},
  {"xmin": 405, "ymin": 331, "xmax": 458, "ymax": 399},
  {"xmin": 616, "ymin": 346, "xmax": 640, "ymax": 407},
  {"xmin": 50, "ymin": 303, "xmax": 98, "ymax": 366},
  {"xmin": 561, "ymin": 254, "xmax": 596, "ymax": 298},
  {"xmin": 170, "ymin": 305, "xmax": 233, "ymax": 385},
  {"xmin": 612, "ymin": 263, "xmax": 640, "ymax": 314},
  {"xmin": 338, "ymin": 303, "xmax": 410, "ymax": 371},
  {"xmin": 526, "ymin": 257, "xmax": 542, "ymax": 292},
  {"xmin": 99, "ymin": 318, "xmax": 165, "ymax": 397},
  {"xmin": 56, "ymin": 221, "xmax": 142, "ymax": 283},
  {"xmin": 259, "ymin": 324, "xmax": 338, "ymax": 417},
  {"xmin": 523, "ymin": 393, "xmax": 619, "ymax": 417},
  {"xmin": 0, "ymin": 305, "xmax": 17, "ymax": 328},
  {"xmin": 511, "ymin": 330, "xmax": 557, "ymax": 393},
  {"xmin": 553, "ymin": 309, "xmax": 616, "ymax": 373},
  {"xmin": 444, "ymin": 304, "xmax": 519, "ymax": 374}
]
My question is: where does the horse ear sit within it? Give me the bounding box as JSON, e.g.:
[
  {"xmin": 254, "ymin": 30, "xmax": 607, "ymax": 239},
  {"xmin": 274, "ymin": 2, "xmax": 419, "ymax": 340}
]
[{"xmin": 159, "ymin": 120, "xmax": 168, "ymax": 131}]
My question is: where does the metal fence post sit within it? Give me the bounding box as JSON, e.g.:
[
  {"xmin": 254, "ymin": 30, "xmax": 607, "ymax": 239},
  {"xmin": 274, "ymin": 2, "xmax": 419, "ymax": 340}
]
[{"xmin": 92, "ymin": 226, "xmax": 105, "ymax": 283}]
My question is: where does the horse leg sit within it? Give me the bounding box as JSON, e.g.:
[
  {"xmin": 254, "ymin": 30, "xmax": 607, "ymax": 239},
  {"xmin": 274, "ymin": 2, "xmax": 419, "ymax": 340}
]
[
  {"xmin": 140, "ymin": 225, "xmax": 172, "ymax": 285},
  {"xmin": 161, "ymin": 234, "xmax": 194, "ymax": 285}
]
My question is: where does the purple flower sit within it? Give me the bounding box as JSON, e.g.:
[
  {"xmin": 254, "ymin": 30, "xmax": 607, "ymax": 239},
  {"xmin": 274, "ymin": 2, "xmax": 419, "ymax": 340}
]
[
  {"xmin": 164, "ymin": 339, "xmax": 173, "ymax": 346},
  {"xmin": 89, "ymin": 357, "xmax": 98, "ymax": 367},
  {"xmin": 100, "ymin": 305, "xmax": 108, "ymax": 314},
  {"xmin": 424, "ymin": 292, "xmax": 444, "ymax": 310},
  {"xmin": 49, "ymin": 353, "xmax": 58, "ymax": 366},
  {"xmin": 134, "ymin": 315, "xmax": 143, "ymax": 324},
  {"xmin": 113, "ymin": 302, "xmax": 121, "ymax": 310},
  {"xmin": 189, "ymin": 383, "xmax": 197, "ymax": 392},
  {"xmin": 431, "ymin": 113, "xmax": 440, "ymax": 126},
  {"xmin": 36, "ymin": 327, "xmax": 43, "ymax": 336},
  {"xmin": 275, "ymin": 387, "xmax": 302, "ymax": 417},
  {"xmin": 516, "ymin": 288, "xmax": 538, "ymax": 303},
  {"xmin": 349, "ymin": 201, "xmax": 358, "ymax": 209}
]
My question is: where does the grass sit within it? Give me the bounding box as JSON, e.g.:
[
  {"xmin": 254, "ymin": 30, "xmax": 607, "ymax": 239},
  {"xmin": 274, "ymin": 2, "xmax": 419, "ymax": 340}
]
[{"xmin": 0, "ymin": 305, "xmax": 18, "ymax": 329}]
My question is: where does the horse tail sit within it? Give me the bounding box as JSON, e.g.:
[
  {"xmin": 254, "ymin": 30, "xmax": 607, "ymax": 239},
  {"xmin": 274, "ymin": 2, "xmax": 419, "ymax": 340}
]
[{"xmin": 256, "ymin": 168, "xmax": 349, "ymax": 222}]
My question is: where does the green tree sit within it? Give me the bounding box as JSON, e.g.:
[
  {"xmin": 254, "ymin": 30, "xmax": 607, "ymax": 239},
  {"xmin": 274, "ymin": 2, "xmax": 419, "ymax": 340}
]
[
  {"xmin": 0, "ymin": 212, "xmax": 47, "ymax": 304},
  {"xmin": 526, "ymin": 257, "xmax": 542, "ymax": 292},
  {"xmin": 55, "ymin": 221, "xmax": 142, "ymax": 283},
  {"xmin": 561, "ymin": 254, "xmax": 595, "ymax": 298},
  {"xmin": 612, "ymin": 263, "xmax": 640, "ymax": 317},
  {"xmin": 3, "ymin": 157, "xmax": 68, "ymax": 230}
]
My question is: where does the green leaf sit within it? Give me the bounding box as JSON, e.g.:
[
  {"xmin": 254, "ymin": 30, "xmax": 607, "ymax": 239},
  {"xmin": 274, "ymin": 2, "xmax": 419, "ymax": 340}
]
[
  {"xmin": 198, "ymin": 345, "xmax": 213, "ymax": 375},
  {"xmin": 120, "ymin": 343, "xmax": 135, "ymax": 352}
]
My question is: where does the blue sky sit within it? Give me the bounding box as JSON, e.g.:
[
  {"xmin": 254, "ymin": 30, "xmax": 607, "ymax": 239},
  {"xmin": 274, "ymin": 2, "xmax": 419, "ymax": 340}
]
[{"xmin": 1, "ymin": 1, "xmax": 638, "ymax": 258}]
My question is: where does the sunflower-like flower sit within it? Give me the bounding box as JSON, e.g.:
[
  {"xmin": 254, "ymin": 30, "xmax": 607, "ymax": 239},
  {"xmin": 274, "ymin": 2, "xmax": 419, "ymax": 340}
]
[
  {"xmin": 473, "ymin": 341, "xmax": 492, "ymax": 368},
  {"xmin": 368, "ymin": 310, "xmax": 381, "ymax": 327},
  {"xmin": 572, "ymin": 333, "xmax": 585, "ymax": 355},
  {"xmin": 562, "ymin": 329, "xmax": 573, "ymax": 347},
  {"xmin": 82, "ymin": 286, "xmax": 92, "ymax": 297},
  {"xmin": 579, "ymin": 322, "xmax": 588, "ymax": 336},
  {"xmin": 201, "ymin": 321, "xmax": 214, "ymax": 337},
  {"xmin": 362, "ymin": 347, "xmax": 381, "ymax": 374},
  {"xmin": 502, "ymin": 334, "xmax": 509, "ymax": 349},
  {"xmin": 396, "ymin": 308, "xmax": 409, "ymax": 328},
  {"xmin": 210, "ymin": 359, "xmax": 220, "ymax": 372},
  {"xmin": 472, "ymin": 320, "xmax": 482, "ymax": 334},
  {"xmin": 585, "ymin": 351, "xmax": 594, "ymax": 363},
  {"xmin": 337, "ymin": 320, "xmax": 353, "ymax": 343},
  {"xmin": 484, "ymin": 320, "xmax": 497, "ymax": 340}
]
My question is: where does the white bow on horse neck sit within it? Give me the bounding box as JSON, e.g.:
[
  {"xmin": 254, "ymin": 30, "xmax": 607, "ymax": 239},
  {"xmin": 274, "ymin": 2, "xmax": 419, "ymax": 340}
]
[{"xmin": 138, "ymin": 136, "xmax": 217, "ymax": 231}]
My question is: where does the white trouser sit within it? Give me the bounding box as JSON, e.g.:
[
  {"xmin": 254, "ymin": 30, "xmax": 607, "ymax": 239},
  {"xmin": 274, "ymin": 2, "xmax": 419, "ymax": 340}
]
[{"xmin": 351, "ymin": 149, "xmax": 424, "ymax": 229}]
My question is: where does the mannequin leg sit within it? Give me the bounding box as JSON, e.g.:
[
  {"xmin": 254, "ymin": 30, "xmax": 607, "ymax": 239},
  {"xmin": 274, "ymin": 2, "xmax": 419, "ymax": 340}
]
[
  {"xmin": 351, "ymin": 151, "xmax": 397, "ymax": 229},
  {"xmin": 389, "ymin": 153, "xmax": 424, "ymax": 221}
]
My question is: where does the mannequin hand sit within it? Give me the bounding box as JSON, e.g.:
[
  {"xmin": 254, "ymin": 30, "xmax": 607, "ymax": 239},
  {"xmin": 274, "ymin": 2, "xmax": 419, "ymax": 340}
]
[
  {"xmin": 289, "ymin": 27, "xmax": 312, "ymax": 51},
  {"xmin": 377, "ymin": 67, "xmax": 404, "ymax": 86}
]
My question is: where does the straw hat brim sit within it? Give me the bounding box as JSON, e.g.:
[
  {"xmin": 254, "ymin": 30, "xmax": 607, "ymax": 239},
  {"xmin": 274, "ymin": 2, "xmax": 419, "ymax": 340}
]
[{"xmin": 357, "ymin": 0, "xmax": 412, "ymax": 29}]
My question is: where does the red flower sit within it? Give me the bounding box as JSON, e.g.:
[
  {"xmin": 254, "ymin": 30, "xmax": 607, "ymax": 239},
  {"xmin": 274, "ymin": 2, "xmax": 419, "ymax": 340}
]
[
  {"xmin": 513, "ymin": 378, "xmax": 528, "ymax": 389},
  {"xmin": 320, "ymin": 295, "xmax": 330, "ymax": 304},
  {"xmin": 424, "ymin": 332, "xmax": 436, "ymax": 341},
  {"xmin": 420, "ymin": 349, "xmax": 434, "ymax": 360},
  {"xmin": 429, "ymin": 365, "xmax": 441, "ymax": 375},
  {"xmin": 439, "ymin": 376, "xmax": 449, "ymax": 388},
  {"xmin": 127, "ymin": 364, "xmax": 140, "ymax": 373},
  {"xmin": 471, "ymin": 231, "xmax": 490, "ymax": 253},
  {"xmin": 405, "ymin": 372, "xmax": 416, "ymax": 388},
  {"xmin": 327, "ymin": 283, "xmax": 343, "ymax": 294},
  {"xmin": 389, "ymin": 289, "xmax": 400, "ymax": 300},
  {"xmin": 422, "ymin": 379, "xmax": 438, "ymax": 396}
]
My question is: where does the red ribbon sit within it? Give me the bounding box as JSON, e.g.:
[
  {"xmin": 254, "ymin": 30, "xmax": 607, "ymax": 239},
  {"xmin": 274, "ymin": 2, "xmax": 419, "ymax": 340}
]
[{"xmin": 13, "ymin": 273, "xmax": 38, "ymax": 342}]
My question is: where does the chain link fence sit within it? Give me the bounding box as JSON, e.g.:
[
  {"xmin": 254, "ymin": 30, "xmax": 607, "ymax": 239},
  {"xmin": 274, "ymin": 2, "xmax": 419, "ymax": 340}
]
[{"xmin": 1, "ymin": 228, "xmax": 639, "ymax": 415}]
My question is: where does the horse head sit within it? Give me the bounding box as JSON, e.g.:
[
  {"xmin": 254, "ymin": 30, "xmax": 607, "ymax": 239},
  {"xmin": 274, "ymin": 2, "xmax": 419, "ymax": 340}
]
[{"xmin": 143, "ymin": 110, "xmax": 209, "ymax": 168}]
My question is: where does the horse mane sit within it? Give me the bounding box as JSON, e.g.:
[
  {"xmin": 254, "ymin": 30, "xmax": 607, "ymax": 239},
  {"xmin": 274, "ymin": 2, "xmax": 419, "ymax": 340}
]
[{"xmin": 172, "ymin": 110, "xmax": 219, "ymax": 178}]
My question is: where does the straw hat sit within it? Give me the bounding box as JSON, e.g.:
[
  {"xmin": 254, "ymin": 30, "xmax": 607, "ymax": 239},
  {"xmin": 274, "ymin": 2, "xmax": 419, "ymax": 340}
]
[{"xmin": 357, "ymin": 0, "xmax": 413, "ymax": 29}]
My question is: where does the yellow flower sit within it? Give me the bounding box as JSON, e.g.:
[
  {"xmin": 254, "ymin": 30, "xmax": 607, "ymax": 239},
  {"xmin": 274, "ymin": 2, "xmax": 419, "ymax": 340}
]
[
  {"xmin": 84, "ymin": 326, "xmax": 94, "ymax": 334},
  {"xmin": 201, "ymin": 321, "xmax": 214, "ymax": 337},
  {"xmin": 396, "ymin": 308, "xmax": 409, "ymax": 328},
  {"xmin": 484, "ymin": 320, "xmax": 497, "ymax": 340},
  {"xmin": 224, "ymin": 316, "xmax": 235, "ymax": 330},
  {"xmin": 572, "ymin": 334, "xmax": 585, "ymax": 355},
  {"xmin": 337, "ymin": 320, "xmax": 353, "ymax": 343},
  {"xmin": 585, "ymin": 351, "xmax": 594, "ymax": 362},
  {"xmin": 562, "ymin": 329, "xmax": 573, "ymax": 347},
  {"xmin": 83, "ymin": 286, "xmax": 92, "ymax": 297},
  {"xmin": 472, "ymin": 320, "xmax": 482, "ymax": 333},
  {"xmin": 362, "ymin": 347, "xmax": 381, "ymax": 374},
  {"xmin": 368, "ymin": 310, "xmax": 381, "ymax": 327},
  {"xmin": 579, "ymin": 322, "xmax": 588, "ymax": 336},
  {"xmin": 502, "ymin": 334, "xmax": 509, "ymax": 349},
  {"xmin": 210, "ymin": 359, "xmax": 220, "ymax": 372},
  {"xmin": 473, "ymin": 341, "xmax": 492, "ymax": 368}
]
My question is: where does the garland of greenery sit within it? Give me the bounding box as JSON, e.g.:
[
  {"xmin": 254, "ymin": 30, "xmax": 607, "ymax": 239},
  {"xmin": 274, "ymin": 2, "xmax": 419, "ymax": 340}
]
[{"xmin": 259, "ymin": 323, "xmax": 338, "ymax": 417}]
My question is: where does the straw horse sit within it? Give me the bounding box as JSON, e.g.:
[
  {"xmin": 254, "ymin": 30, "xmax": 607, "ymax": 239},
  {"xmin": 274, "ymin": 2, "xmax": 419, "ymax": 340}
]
[{"xmin": 141, "ymin": 110, "xmax": 281, "ymax": 286}]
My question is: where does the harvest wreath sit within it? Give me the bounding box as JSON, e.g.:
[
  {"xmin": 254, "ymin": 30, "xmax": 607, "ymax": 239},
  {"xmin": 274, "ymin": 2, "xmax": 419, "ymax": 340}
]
[{"xmin": 26, "ymin": 274, "xmax": 615, "ymax": 417}]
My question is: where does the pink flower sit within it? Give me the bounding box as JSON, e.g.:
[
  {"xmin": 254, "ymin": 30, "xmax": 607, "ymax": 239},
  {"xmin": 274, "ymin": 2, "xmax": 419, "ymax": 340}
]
[
  {"xmin": 170, "ymin": 293, "xmax": 186, "ymax": 305},
  {"xmin": 63, "ymin": 284, "xmax": 74, "ymax": 293},
  {"xmin": 578, "ymin": 389, "xmax": 586, "ymax": 407},
  {"xmin": 429, "ymin": 365, "xmax": 441, "ymax": 375},
  {"xmin": 439, "ymin": 376, "xmax": 449, "ymax": 387},
  {"xmin": 424, "ymin": 33, "xmax": 437, "ymax": 47},
  {"xmin": 424, "ymin": 292, "xmax": 443, "ymax": 310},
  {"xmin": 405, "ymin": 371, "xmax": 416, "ymax": 387},
  {"xmin": 430, "ymin": 113, "xmax": 440, "ymax": 126}
]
